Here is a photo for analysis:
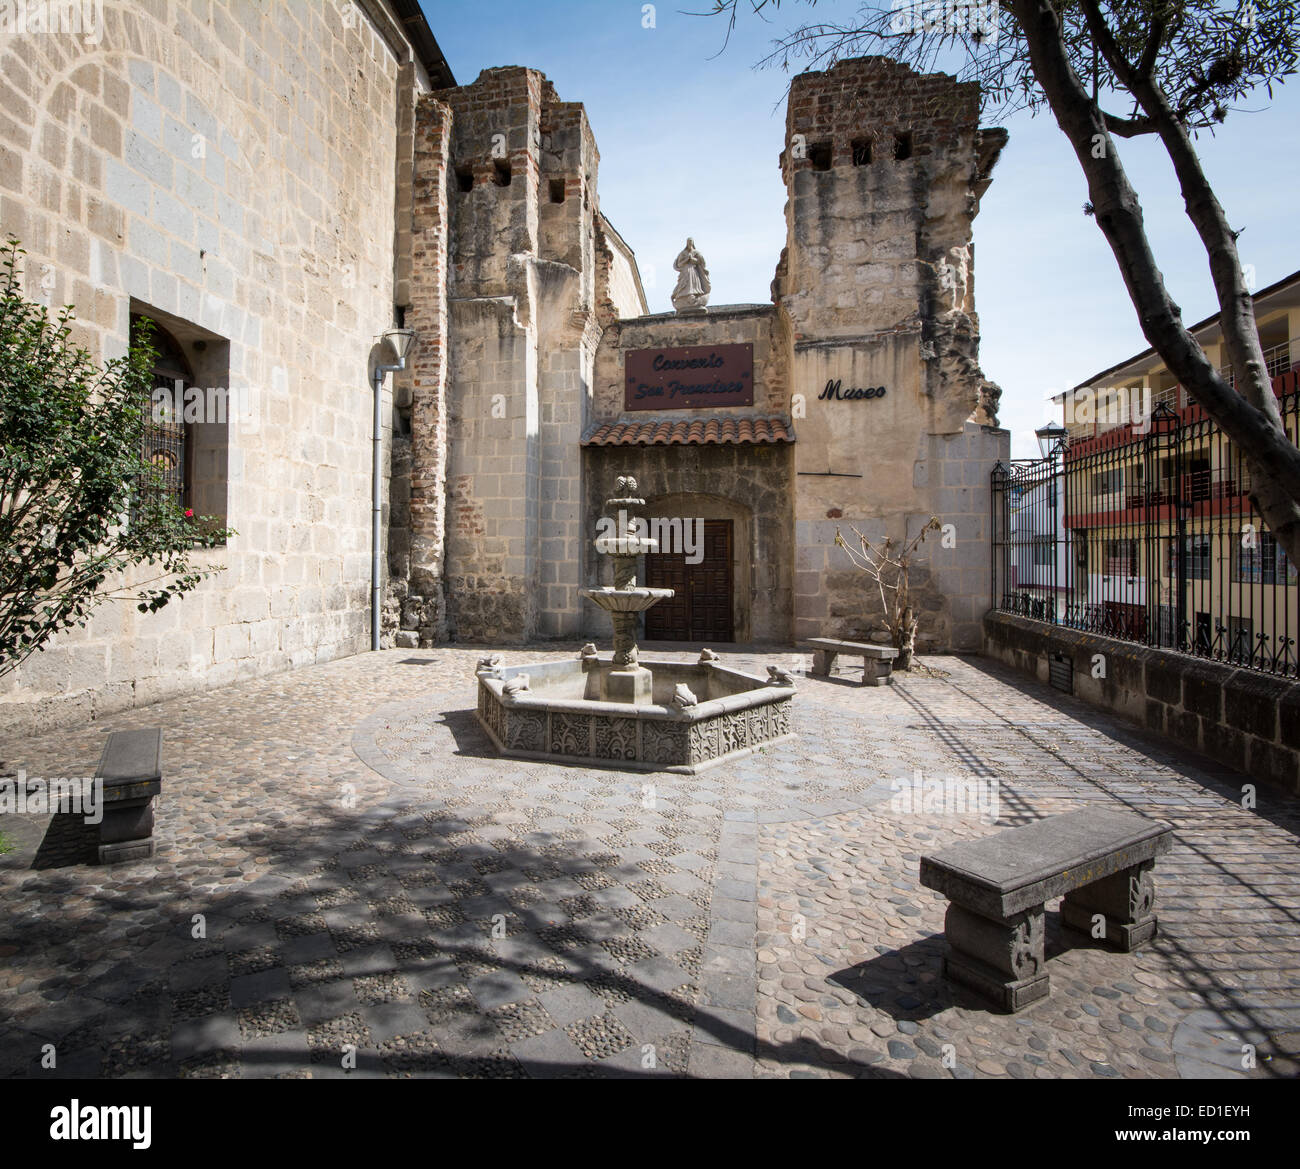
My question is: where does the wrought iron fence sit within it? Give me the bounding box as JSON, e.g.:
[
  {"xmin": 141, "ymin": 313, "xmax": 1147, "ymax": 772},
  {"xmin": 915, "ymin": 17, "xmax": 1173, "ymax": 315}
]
[{"xmin": 992, "ymin": 381, "xmax": 1300, "ymax": 677}]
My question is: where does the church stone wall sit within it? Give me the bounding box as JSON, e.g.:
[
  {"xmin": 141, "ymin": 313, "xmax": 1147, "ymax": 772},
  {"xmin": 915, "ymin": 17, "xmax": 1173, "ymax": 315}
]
[
  {"xmin": 0, "ymin": 2, "xmax": 424, "ymax": 736},
  {"xmin": 1, "ymin": 29, "xmax": 1015, "ymax": 734},
  {"xmin": 587, "ymin": 306, "xmax": 795, "ymax": 645},
  {"xmin": 392, "ymin": 94, "xmax": 451, "ymax": 645},
  {"xmin": 582, "ymin": 444, "xmax": 795, "ymax": 645}
]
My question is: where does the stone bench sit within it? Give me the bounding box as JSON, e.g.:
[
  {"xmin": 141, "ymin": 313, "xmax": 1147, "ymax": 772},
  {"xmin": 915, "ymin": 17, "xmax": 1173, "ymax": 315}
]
[
  {"xmin": 95, "ymin": 729, "xmax": 162, "ymax": 864},
  {"xmin": 919, "ymin": 809, "xmax": 1173, "ymax": 1012},
  {"xmin": 804, "ymin": 637, "xmax": 900, "ymax": 686}
]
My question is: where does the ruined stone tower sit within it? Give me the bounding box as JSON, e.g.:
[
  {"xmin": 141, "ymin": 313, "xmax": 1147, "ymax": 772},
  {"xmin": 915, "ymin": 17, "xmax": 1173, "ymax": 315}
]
[
  {"xmin": 391, "ymin": 68, "xmax": 645, "ymax": 645},
  {"xmin": 775, "ymin": 57, "xmax": 1008, "ymax": 650}
]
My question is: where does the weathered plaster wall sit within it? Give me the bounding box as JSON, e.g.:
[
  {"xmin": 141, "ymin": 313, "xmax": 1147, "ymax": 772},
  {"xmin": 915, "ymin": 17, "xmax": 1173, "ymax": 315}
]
[{"xmin": 600, "ymin": 219, "xmax": 647, "ymax": 322}]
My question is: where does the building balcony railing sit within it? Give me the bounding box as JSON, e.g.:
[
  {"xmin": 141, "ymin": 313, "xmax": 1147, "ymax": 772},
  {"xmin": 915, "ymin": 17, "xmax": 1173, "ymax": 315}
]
[
  {"xmin": 1067, "ymin": 345, "xmax": 1298, "ymax": 448},
  {"xmin": 1220, "ymin": 339, "xmax": 1296, "ymax": 386},
  {"xmin": 1122, "ymin": 467, "xmax": 1254, "ymax": 509}
]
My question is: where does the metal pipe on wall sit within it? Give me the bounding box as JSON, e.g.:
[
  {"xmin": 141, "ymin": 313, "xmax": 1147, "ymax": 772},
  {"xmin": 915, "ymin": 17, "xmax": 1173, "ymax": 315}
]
[{"xmin": 371, "ymin": 328, "xmax": 415, "ymax": 651}]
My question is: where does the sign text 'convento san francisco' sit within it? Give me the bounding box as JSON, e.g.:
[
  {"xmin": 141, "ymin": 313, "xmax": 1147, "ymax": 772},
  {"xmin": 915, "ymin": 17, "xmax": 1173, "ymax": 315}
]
[{"xmin": 624, "ymin": 344, "xmax": 754, "ymax": 411}]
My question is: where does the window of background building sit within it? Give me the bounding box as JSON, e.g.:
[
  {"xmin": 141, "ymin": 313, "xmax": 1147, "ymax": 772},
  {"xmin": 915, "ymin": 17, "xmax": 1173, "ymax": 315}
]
[
  {"xmin": 1186, "ymin": 451, "xmax": 1212, "ymax": 502},
  {"xmin": 1092, "ymin": 468, "xmax": 1123, "ymax": 498},
  {"xmin": 1168, "ymin": 535, "xmax": 1212, "ymax": 581},
  {"xmin": 1233, "ymin": 531, "xmax": 1296, "ymax": 585},
  {"xmin": 1105, "ymin": 538, "xmax": 1138, "ymax": 577}
]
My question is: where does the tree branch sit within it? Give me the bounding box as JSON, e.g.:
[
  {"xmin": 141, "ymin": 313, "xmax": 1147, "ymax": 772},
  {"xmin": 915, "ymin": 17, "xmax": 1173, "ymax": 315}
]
[
  {"xmin": 1137, "ymin": 14, "xmax": 1167, "ymax": 79},
  {"xmin": 1101, "ymin": 110, "xmax": 1155, "ymax": 137},
  {"xmin": 1022, "ymin": 0, "xmax": 1300, "ymax": 557}
]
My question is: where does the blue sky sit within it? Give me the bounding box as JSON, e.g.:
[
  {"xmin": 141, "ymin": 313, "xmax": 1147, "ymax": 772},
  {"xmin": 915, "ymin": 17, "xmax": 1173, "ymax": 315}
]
[{"xmin": 424, "ymin": 0, "xmax": 1300, "ymax": 457}]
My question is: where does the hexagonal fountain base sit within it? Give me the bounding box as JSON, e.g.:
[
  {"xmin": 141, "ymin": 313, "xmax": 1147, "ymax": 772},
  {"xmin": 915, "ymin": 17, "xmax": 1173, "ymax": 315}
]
[{"xmin": 476, "ymin": 657, "xmax": 795, "ymax": 773}]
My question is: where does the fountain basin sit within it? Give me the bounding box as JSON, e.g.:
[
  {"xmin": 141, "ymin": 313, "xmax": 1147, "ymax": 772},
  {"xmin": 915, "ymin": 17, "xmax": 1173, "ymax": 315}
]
[
  {"xmin": 476, "ymin": 657, "xmax": 794, "ymax": 773},
  {"xmin": 578, "ymin": 585, "xmax": 675, "ymax": 613}
]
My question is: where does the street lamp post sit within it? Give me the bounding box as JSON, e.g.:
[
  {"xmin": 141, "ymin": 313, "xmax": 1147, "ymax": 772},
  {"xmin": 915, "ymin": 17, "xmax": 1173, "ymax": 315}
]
[
  {"xmin": 371, "ymin": 327, "xmax": 415, "ymax": 652},
  {"xmin": 1034, "ymin": 423, "xmax": 1068, "ymax": 620}
]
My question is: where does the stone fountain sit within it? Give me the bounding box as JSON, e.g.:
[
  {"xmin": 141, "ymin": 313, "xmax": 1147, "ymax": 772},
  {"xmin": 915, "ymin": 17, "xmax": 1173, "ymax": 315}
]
[
  {"xmin": 577, "ymin": 475, "xmax": 674, "ymax": 705},
  {"xmin": 475, "ymin": 474, "xmax": 795, "ymax": 772}
]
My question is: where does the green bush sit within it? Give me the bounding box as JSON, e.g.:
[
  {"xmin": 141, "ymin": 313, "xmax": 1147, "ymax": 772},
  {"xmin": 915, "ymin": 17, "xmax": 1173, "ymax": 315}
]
[{"xmin": 0, "ymin": 236, "xmax": 234, "ymax": 677}]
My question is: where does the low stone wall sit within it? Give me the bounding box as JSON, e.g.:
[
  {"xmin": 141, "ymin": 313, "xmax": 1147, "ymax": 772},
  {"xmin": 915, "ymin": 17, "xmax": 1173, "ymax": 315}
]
[{"xmin": 982, "ymin": 612, "xmax": 1300, "ymax": 795}]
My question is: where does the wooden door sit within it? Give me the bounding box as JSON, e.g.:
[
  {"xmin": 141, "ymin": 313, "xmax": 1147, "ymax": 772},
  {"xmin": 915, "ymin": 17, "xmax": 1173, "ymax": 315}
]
[{"xmin": 645, "ymin": 519, "xmax": 734, "ymax": 642}]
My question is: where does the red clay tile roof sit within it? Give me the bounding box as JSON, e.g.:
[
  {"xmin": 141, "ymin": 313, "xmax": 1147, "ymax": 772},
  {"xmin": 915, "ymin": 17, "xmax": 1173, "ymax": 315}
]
[{"xmin": 582, "ymin": 416, "xmax": 794, "ymax": 446}]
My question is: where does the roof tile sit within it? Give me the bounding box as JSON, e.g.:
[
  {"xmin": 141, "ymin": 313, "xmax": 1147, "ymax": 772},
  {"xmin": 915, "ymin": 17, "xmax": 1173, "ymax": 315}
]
[{"xmin": 582, "ymin": 415, "xmax": 795, "ymax": 447}]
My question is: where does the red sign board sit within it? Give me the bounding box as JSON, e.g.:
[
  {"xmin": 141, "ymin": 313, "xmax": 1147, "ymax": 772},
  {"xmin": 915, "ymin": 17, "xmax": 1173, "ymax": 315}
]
[{"xmin": 624, "ymin": 344, "xmax": 754, "ymax": 411}]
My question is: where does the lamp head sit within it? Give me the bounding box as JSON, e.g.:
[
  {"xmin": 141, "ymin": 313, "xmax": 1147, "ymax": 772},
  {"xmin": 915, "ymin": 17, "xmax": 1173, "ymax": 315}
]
[
  {"xmin": 1035, "ymin": 422, "xmax": 1067, "ymax": 458},
  {"xmin": 382, "ymin": 327, "xmax": 415, "ymax": 365}
]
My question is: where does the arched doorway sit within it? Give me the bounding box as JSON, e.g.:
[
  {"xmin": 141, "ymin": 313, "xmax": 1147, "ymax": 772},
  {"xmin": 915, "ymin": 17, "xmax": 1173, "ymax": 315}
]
[{"xmin": 642, "ymin": 493, "xmax": 752, "ymax": 644}]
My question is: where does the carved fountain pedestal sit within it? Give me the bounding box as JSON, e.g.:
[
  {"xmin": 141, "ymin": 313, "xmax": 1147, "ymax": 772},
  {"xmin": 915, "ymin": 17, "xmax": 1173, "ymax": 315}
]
[
  {"xmin": 578, "ymin": 481, "xmax": 673, "ymax": 705},
  {"xmin": 474, "ymin": 475, "xmax": 795, "ymax": 773}
]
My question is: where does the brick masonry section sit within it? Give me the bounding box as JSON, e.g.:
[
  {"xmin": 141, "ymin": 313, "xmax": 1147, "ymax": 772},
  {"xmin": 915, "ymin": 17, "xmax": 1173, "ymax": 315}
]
[{"xmin": 983, "ymin": 611, "xmax": 1300, "ymax": 795}]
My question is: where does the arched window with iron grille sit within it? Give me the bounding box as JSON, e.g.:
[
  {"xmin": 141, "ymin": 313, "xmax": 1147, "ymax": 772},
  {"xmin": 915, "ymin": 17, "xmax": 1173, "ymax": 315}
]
[{"xmin": 130, "ymin": 315, "xmax": 192, "ymax": 516}]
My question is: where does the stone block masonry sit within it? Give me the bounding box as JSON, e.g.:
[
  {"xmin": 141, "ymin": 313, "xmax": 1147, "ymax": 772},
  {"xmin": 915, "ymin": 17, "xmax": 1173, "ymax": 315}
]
[
  {"xmin": 2, "ymin": 32, "xmax": 1017, "ymax": 731},
  {"xmin": 397, "ymin": 66, "xmax": 635, "ymax": 645},
  {"xmin": 399, "ymin": 93, "xmax": 453, "ymax": 644},
  {"xmin": 0, "ymin": 2, "xmax": 439, "ymax": 736}
]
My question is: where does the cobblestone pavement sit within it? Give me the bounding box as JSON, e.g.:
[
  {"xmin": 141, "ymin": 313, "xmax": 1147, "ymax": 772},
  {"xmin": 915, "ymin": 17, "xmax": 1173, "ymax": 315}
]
[{"xmin": 0, "ymin": 647, "xmax": 1296, "ymax": 1079}]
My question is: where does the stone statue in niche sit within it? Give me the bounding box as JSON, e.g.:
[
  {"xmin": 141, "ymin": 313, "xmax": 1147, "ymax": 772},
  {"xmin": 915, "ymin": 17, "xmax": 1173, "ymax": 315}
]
[
  {"xmin": 671, "ymin": 238, "xmax": 710, "ymax": 313},
  {"xmin": 934, "ymin": 244, "xmax": 970, "ymax": 314}
]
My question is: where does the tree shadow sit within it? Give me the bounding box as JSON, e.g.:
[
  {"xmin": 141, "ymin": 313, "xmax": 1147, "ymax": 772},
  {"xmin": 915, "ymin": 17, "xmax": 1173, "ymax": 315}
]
[
  {"xmin": 1, "ymin": 788, "xmax": 834, "ymax": 1079},
  {"xmin": 438, "ymin": 707, "xmax": 499, "ymax": 760}
]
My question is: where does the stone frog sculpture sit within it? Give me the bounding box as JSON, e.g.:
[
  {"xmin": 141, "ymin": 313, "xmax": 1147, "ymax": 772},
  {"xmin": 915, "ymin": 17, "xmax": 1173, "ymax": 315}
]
[
  {"xmin": 671, "ymin": 238, "xmax": 710, "ymax": 313},
  {"xmin": 671, "ymin": 682, "xmax": 699, "ymax": 709},
  {"xmin": 767, "ymin": 665, "xmax": 797, "ymax": 688}
]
